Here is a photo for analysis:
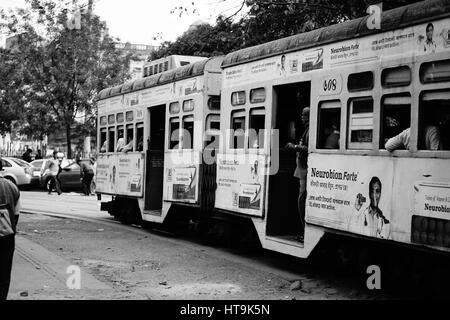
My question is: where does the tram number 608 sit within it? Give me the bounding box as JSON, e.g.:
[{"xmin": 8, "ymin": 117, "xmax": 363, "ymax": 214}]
[{"xmin": 323, "ymin": 78, "xmax": 338, "ymax": 92}]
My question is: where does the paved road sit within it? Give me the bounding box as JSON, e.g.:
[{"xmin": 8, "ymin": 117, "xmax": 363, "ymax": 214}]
[{"xmin": 9, "ymin": 190, "xmax": 389, "ymax": 300}]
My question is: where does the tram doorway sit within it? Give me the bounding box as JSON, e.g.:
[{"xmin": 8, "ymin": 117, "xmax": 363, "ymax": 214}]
[
  {"xmin": 144, "ymin": 105, "xmax": 166, "ymax": 212},
  {"xmin": 267, "ymin": 81, "xmax": 311, "ymax": 242}
]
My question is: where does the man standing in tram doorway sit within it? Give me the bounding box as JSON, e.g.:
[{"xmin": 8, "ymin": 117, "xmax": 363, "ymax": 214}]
[{"xmin": 286, "ymin": 107, "xmax": 310, "ymax": 242}]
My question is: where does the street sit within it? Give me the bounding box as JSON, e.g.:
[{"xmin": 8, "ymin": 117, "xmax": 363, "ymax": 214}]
[{"xmin": 8, "ymin": 191, "xmax": 389, "ymax": 300}]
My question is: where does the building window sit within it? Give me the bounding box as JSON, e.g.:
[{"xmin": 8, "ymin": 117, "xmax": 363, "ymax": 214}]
[
  {"xmin": 381, "ymin": 95, "xmax": 411, "ymax": 150},
  {"xmin": 231, "ymin": 91, "xmax": 246, "ymax": 106},
  {"xmin": 231, "ymin": 110, "xmax": 246, "ymax": 149},
  {"xmin": 382, "ymin": 66, "xmax": 411, "ymax": 88},
  {"xmin": 348, "ymin": 97, "xmax": 374, "ymax": 149},
  {"xmin": 169, "ymin": 117, "xmax": 180, "ymax": 149},
  {"xmin": 182, "ymin": 115, "xmax": 194, "ymax": 149},
  {"xmin": 419, "ymin": 90, "xmax": 450, "ymax": 151},
  {"xmin": 348, "ymin": 71, "xmax": 374, "ymax": 92},
  {"xmin": 420, "ymin": 59, "xmax": 450, "ymax": 84},
  {"xmin": 249, "ymin": 108, "xmax": 265, "ymax": 149},
  {"xmin": 317, "ymin": 101, "xmax": 341, "ymax": 150}
]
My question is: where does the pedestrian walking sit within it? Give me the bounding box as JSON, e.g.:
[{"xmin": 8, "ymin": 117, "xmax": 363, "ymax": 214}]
[
  {"xmin": 22, "ymin": 148, "xmax": 33, "ymax": 163},
  {"xmin": 0, "ymin": 156, "xmax": 21, "ymax": 300},
  {"xmin": 79, "ymin": 158, "xmax": 95, "ymax": 196},
  {"xmin": 48, "ymin": 151, "xmax": 62, "ymax": 195}
]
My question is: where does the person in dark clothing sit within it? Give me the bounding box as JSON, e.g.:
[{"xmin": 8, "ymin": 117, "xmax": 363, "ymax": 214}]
[
  {"xmin": 78, "ymin": 159, "xmax": 94, "ymax": 196},
  {"xmin": 22, "ymin": 148, "xmax": 33, "ymax": 163},
  {"xmin": 286, "ymin": 107, "xmax": 310, "ymax": 242},
  {"xmin": 35, "ymin": 150, "xmax": 43, "ymax": 160},
  {"xmin": 0, "ymin": 157, "xmax": 21, "ymax": 300}
]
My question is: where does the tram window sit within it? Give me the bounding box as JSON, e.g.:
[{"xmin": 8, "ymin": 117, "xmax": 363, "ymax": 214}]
[
  {"xmin": 250, "ymin": 88, "xmax": 266, "ymax": 104},
  {"xmin": 108, "ymin": 114, "xmax": 115, "ymax": 125},
  {"xmin": 125, "ymin": 124, "xmax": 134, "ymax": 152},
  {"xmin": 164, "ymin": 61, "xmax": 169, "ymax": 71},
  {"xmin": 348, "ymin": 71, "xmax": 374, "ymax": 92},
  {"xmin": 205, "ymin": 114, "xmax": 220, "ymax": 142},
  {"xmin": 116, "ymin": 113, "xmax": 124, "ymax": 123},
  {"xmin": 136, "ymin": 123, "xmax": 144, "ymax": 151},
  {"xmin": 317, "ymin": 101, "xmax": 341, "ymax": 150},
  {"xmin": 419, "ymin": 91, "xmax": 450, "ymax": 151},
  {"xmin": 100, "ymin": 128, "xmax": 107, "ymax": 153},
  {"xmin": 208, "ymin": 96, "xmax": 220, "ymax": 110},
  {"xmin": 183, "ymin": 99, "xmax": 195, "ymax": 112},
  {"xmin": 169, "ymin": 117, "xmax": 180, "ymax": 149},
  {"xmin": 381, "ymin": 95, "xmax": 411, "ymax": 149},
  {"xmin": 348, "ymin": 97, "xmax": 374, "ymax": 149},
  {"xmin": 159, "ymin": 63, "xmax": 163, "ymax": 73},
  {"xmin": 108, "ymin": 128, "xmax": 115, "ymax": 152},
  {"xmin": 169, "ymin": 102, "xmax": 180, "ymax": 114},
  {"xmin": 231, "ymin": 110, "xmax": 246, "ymax": 149},
  {"xmin": 231, "ymin": 91, "xmax": 246, "ymax": 106},
  {"xmin": 100, "ymin": 116, "xmax": 107, "ymax": 126},
  {"xmin": 249, "ymin": 108, "xmax": 265, "ymax": 149},
  {"xmin": 126, "ymin": 111, "xmax": 134, "ymax": 122},
  {"xmin": 182, "ymin": 115, "xmax": 194, "ymax": 149},
  {"xmin": 382, "ymin": 66, "xmax": 411, "ymax": 87},
  {"xmin": 420, "ymin": 59, "xmax": 450, "ymax": 84},
  {"xmin": 149, "ymin": 66, "xmax": 153, "ymax": 76}
]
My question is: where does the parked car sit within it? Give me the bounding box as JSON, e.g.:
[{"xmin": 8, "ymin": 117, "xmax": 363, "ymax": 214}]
[
  {"xmin": 41, "ymin": 159, "xmax": 93, "ymax": 192},
  {"xmin": 0, "ymin": 157, "xmax": 38, "ymax": 187}
]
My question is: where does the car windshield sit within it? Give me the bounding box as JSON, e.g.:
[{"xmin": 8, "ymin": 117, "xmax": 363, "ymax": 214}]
[{"xmin": 10, "ymin": 158, "xmax": 31, "ymax": 167}]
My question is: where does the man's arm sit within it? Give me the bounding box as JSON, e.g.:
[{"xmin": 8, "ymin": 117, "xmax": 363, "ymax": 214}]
[{"xmin": 385, "ymin": 130, "xmax": 407, "ymax": 152}]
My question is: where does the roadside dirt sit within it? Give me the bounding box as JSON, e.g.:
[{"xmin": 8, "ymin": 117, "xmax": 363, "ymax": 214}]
[{"xmin": 16, "ymin": 213, "xmax": 383, "ymax": 300}]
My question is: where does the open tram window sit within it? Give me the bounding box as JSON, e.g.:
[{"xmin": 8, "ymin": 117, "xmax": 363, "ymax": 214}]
[
  {"xmin": 100, "ymin": 128, "xmax": 107, "ymax": 153},
  {"xmin": 419, "ymin": 90, "xmax": 450, "ymax": 151},
  {"xmin": 116, "ymin": 125, "xmax": 125, "ymax": 152},
  {"xmin": 381, "ymin": 94, "xmax": 411, "ymax": 150},
  {"xmin": 169, "ymin": 117, "xmax": 180, "ymax": 150},
  {"xmin": 348, "ymin": 97, "xmax": 374, "ymax": 149},
  {"xmin": 249, "ymin": 108, "xmax": 265, "ymax": 149},
  {"xmin": 231, "ymin": 110, "xmax": 246, "ymax": 149},
  {"xmin": 124, "ymin": 124, "xmax": 134, "ymax": 152},
  {"xmin": 108, "ymin": 127, "xmax": 115, "ymax": 152},
  {"xmin": 348, "ymin": 71, "xmax": 374, "ymax": 92},
  {"xmin": 317, "ymin": 101, "xmax": 341, "ymax": 149},
  {"xmin": 182, "ymin": 115, "xmax": 194, "ymax": 149},
  {"xmin": 136, "ymin": 123, "xmax": 144, "ymax": 151}
]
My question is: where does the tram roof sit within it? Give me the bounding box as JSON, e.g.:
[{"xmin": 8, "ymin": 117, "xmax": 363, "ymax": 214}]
[
  {"xmin": 222, "ymin": 0, "xmax": 450, "ymax": 68},
  {"xmin": 97, "ymin": 56, "xmax": 224, "ymax": 101}
]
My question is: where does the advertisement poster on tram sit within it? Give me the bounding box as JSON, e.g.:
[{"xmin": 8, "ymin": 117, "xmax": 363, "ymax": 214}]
[
  {"xmin": 96, "ymin": 153, "xmax": 145, "ymax": 197},
  {"xmin": 215, "ymin": 154, "xmax": 266, "ymax": 217},
  {"xmin": 306, "ymin": 154, "xmax": 394, "ymax": 240},
  {"xmin": 165, "ymin": 166, "xmax": 198, "ymax": 202}
]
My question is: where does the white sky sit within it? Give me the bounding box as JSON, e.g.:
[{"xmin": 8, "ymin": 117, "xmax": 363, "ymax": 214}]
[{"xmin": 0, "ymin": 0, "xmax": 247, "ymax": 46}]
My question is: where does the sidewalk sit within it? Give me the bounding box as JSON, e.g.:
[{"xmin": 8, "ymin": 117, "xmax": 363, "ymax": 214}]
[{"xmin": 8, "ymin": 236, "xmax": 111, "ymax": 300}]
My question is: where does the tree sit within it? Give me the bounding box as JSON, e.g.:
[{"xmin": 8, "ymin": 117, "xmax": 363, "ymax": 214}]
[
  {"xmin": 158, "ymin": 0, "xmax": 421, "ymax": 58},
  {"xmin": 0, "ymin": 0, "xmax": 132, "ymax": 158},
  {"xmin": 0, "ymin": 48, "xmax": 25, "ymax": 134}
]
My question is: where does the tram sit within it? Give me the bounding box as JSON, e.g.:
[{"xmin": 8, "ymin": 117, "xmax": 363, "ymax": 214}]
[
  {"xmin": 96, "ymin": 0, "xmax": 450, "ymax": 260},
  {"xmin": 96, "ymin": 56, "xmax": 223, "ymax": 225}
]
